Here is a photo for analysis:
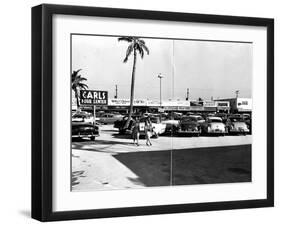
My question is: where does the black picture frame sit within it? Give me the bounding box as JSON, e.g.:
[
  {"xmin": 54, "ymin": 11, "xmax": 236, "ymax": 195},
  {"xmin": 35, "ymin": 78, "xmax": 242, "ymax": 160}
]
[{"xmin": 32, "ymin": 4, "xmax": 274, "ymax": 222}]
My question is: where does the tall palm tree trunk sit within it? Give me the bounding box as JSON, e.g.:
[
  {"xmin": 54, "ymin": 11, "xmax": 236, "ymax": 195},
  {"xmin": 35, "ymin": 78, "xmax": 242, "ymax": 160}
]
[
  {"xmin": 125, "ymin": 49, "xmax": 137, "ymax": 128},
  {"xmin": 75, "ymin": 88, "xmax": 80, "ymax": 109}
]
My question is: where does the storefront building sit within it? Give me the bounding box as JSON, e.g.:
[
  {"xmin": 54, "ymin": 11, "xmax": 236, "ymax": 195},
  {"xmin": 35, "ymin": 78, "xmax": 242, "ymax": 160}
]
[
  {"xmin": 72, "ymin": 89, "xmax": 251, "ymax": 114},
  {"xmin": 215, "ymin": 98, "xmax": 252, "ymax": 113}
]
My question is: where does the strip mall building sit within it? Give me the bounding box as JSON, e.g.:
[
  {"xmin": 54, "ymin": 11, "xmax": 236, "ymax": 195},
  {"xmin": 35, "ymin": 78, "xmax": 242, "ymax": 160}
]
[{"xmin": 73, "ymin": 97, "xmax": 252, "ymax": 114}]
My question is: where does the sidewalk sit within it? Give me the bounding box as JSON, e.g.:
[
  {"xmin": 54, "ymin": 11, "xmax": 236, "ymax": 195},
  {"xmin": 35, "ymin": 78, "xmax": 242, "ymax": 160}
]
[{"xmin": 72, "ymin": 125, "xmax": 252, "ymax": 191}]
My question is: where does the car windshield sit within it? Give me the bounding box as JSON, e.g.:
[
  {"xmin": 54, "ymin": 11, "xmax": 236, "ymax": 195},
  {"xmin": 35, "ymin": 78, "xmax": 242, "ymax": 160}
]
[
  {"xmin": 72, "ymin": 114, "xmax": 91, "ymax": 119},
  {"xmin": 150, "ymin": 117, "xmax": 160, "ymax": 123},
  {"xmin": 182, "ymin": 117, "xmax": 197, "ymax": 122},
  {"xmin": 139, "ymin": 117, "xmax": 159, "ymax": 123},
  {"xmin": 229, "ymin": 117, "xmax": 244, "ymax": 122},
  {"xmin": 209, "ymin": 119, "xmax": 222, "ymax": 123},
  {"xmin": 243, "ymin": 115, "xmax": 250, "ymax": 120}
]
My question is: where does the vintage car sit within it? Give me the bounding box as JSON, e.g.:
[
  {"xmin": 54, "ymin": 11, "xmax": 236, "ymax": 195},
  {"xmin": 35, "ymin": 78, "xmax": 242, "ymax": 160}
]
[
  {"xmin": 72, "ymin": 111, "xmax": 95, "ymax": 124},
  {"xmin": 242, "ymin": 114, "xmax": 252, "ymax": 134},
  {"xmin": 175, "ymin": 116, "xmax": 202, "ymax": 136},
  {"xmin": 189, "ymin": 115, "xmax": 205, "ymax": 124},
  {"xmin": 138, "ymin": 116, "xmax": 166, "ymax": 138},
  {"xmin": 97, "ymin": 113, "xmax": 123, "ymax": 124},
  {"xmin": 161, "ymin": 118, "xmax": 179, "ymax": 134},
  {"xmin": 225, "ymin": 116, "xmax": 250, "ymax": 135},
  {"xmin": 72, "ymin": 122, "xmax": 99, "ymax": 141},
  {"xmin": 215, "ymin": 113, "xmax": 228, "ymax": 123},
  {"xmin": 114, "ymin": 116, "xmax": 166, "ymax": 138},
  {"xmin": 114, "ymin": 116, "xmax": 135, "ymax": 134},
  {"xmin": 201, "ymin": 117, "xmax": 227, "ymax": 135},
  {"xmin": 168, "ymin": 112, "xmax": 183, "ymax": 120}
]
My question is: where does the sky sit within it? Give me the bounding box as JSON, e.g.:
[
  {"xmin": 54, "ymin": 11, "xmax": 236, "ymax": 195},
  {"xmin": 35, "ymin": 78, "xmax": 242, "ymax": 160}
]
[{"xmin": 72, "ymin": 35, "xmax": 252, "ymax": 101}]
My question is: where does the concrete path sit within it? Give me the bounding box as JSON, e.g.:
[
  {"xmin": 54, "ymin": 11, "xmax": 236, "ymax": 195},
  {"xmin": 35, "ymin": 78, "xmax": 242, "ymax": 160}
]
[{"xmin": 72, "ymin": 125, "xmax": 252, "ymax": 191}]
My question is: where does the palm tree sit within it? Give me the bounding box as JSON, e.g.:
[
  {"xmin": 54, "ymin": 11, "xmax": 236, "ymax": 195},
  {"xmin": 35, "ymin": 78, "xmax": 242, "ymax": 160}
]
[
  {"xmin": 118, "ymin": 36, "xmax": 149, "ymax": 128},
  {"xmin": 71, "ymin": 69, "xmax": 88, "ymax": 109}
]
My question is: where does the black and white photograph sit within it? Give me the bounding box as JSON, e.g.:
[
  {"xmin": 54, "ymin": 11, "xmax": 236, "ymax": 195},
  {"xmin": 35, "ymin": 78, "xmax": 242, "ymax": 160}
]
[
  {"xmin": 29, "ymin": 3, "xmax": 274, "ymax": 222},
  {"xmin": 71, "ymin": 34, "xmax": 253, "ymax": 191}
]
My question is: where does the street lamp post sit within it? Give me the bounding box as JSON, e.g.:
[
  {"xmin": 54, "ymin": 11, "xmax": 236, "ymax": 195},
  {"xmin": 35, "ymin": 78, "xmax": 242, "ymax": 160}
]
[
  {"xmin": 158, "ymin": 73, "xmax": 164, "ymax": 107},
  {"xmin": 235, "ymin": 90, "xmax": 240, "ymax": 98}
]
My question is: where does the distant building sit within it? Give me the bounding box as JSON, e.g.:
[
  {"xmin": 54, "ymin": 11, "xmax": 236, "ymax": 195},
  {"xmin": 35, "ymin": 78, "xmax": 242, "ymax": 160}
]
[
  {"xmin": 214, "ymin": 101, "xmax": 230, "ymax": 113},
  {"xmin": 215, "ymin": 98, "xmax": 252, "ymax": 113},
  {"xmin": 72, "ymin": 93, "xmax": 251, "ymax": 114}
]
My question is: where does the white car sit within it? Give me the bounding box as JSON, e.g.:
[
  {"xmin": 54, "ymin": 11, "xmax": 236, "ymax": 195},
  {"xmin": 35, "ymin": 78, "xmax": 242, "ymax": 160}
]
[
  {"xmin": 201, "ymin": 117, "xmax": 226, "ymax": 135},
  {"xmin": 161, "ymin": 119, "xmax": 179, "ymax": 134},
  {"xmin": 139, "ymin": 117, "xmax": 166, "ymax": 138},
  {"xmin": 226, "ymin": 116, "xmax": 250, "ymax": 135},
  {"xmin": 97, "ymin": 113, "xmax": 123, "ymax": 124},
  {"xmin": 72, "ymin": 111, "xmax": 95, "ymax": 124}
]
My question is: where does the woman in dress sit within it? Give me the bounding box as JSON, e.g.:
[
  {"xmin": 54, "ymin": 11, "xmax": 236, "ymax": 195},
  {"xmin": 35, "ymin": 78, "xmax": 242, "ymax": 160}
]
[
  {"xmin": 144, "ymin": 117, "xmax": 152, "ymax": 146},
  {"xmin": 132, "ymin": 118, "xmax": 140, "ymax": 146}
]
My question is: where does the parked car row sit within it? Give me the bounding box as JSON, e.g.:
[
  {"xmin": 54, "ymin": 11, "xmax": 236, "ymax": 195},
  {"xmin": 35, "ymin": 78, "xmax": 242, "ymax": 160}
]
[
  {"xmin": 71, "ymin": 110, "xmax": 251, "ymax": 141},
  {"xmin": 173, "ymin": 114, "xmax": 250, "ymax": 136},
  {"xmin": 114, "ymin": 112, "xmax": 251, "ymax": 138}
]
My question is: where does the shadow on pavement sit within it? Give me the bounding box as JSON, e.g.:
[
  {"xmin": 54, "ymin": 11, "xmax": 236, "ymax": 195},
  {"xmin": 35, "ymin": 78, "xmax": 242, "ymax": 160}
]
[
  {"xmin": 113, "ymin": 144, "xmax": 251, "ymax": 187},
  {"xmin": 72, "ymin": 139, "xmax": 136, "ymax": 154},
  {"xmin": 112, "ymin": 133, "xmax": 131, "ymax": 139},
  {"xmin": 73, "ymin": 139, "xmax": 133, "ymax": 147},
  {"xmin": 72, "ymin": 170, "xmax": 85, "ymax": 187},
  {"xmin": 115, "ymin": 150, "xmax": 172, "ymax": 187}
]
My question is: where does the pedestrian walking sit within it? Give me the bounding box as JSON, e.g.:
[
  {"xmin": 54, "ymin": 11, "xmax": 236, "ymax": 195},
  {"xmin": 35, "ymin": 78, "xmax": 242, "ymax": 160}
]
[
  {"xmin": 144, "ymin": 117, "xmax": 152, "ymax": 146},
  {"xmin": 132, "ymin": 118, "xmax": 140, "ymax": 146}
]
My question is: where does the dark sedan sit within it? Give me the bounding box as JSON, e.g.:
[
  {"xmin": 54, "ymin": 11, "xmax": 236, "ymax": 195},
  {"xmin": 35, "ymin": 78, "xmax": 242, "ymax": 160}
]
[
  {"xmin": 114, "ymin": 116, "xmax": 135, "ymax": 134},
  {"xmin": 175, "ymin": 116, "xmax": 202, "ymax": 136},
  {"xmin": 72, "ymin": 122, "xmax": 99, "ymax": 141}
]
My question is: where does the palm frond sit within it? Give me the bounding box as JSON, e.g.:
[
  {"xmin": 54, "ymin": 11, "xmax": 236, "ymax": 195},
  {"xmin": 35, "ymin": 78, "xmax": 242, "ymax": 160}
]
[
  {"xmin": 76, "ymin": 77, "xmax": 87, "ymax": 83},
  {"xmin": 123, "ymin": 44, "xmax": 134, "ymax": 62},
  {"xmin": 118, "ymin": 36, "xmax": 133, "ymax": 42},
  {"xmin": 118, "ymin": 37, "xmax": 149, "ymax": 62},
  {"xmin": 71, "ymin": 69, "xmax": 88, "ymax": 91},
  {"xmin": 71, "ymin": 69, "xmax": 82, "ymax": 82},
  {"xmin": 72, "ymin": 69, "xmax": 82, "ymax": 76},
  {"xmin": 138, "ymin": 39, "xmax": 146, "ymax": 45},
  {"xmin": 140, "ymin": 43, "xmax": 149, "ymax": 55},
  {"xmin": 78, "ymin": 83, "xmax": 88, "ymax": 90},
  {"xmin": 136, "ymin": 45, "xmax": 144, "ymax": 58}
]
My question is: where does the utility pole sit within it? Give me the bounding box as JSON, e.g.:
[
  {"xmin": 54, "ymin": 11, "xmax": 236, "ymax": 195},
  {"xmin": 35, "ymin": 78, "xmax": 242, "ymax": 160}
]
[
  {"xmin": 235, "ymin": 90, "xmax": 239, "ymax": 98},
  {"xmin": 114, "ymin": 84, "xmax": 118, "ymax": 99},
  {"xmin": 157, "ymin": 73, "xmax": 164, "ymax": 106},
  {"xmin": 186, "ymin": 88, "xmax": 189, "ymax": 100}
]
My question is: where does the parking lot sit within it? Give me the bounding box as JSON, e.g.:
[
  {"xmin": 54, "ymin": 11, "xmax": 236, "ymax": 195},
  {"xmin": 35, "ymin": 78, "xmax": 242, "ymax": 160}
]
[{"xmin": 72, "ymin": 124, "xmax": 252, "ymax": 191}]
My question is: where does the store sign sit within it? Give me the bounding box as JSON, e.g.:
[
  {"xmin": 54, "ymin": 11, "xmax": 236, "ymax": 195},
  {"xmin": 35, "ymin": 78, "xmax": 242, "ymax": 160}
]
[
  {"xmin": 215, "ymin": 101, "xmax": 230, "ymax": 108},
  {"xmin": 190, "ymin": 101, "xmax": 204, "ymax": 106},
  {"xmin": 108, "ymin": 99, "xmax": 190, "ymax": 107},
  {"xmin": 80, "ymin": 90, "xmax": 108, "ymax": 105},
  {"xmin": 164, "ymin": 100, "xmax": 190, "ymax": 107},
  {"xmin": 237, "ymin": 98, "xmax": 252, "ymax": 111},
  {"xmin": 190, "ymin": 106, "xmax": 204, "ymax": 111},
  {"xmin": 108, "ymin": 99, "xmax": 146, "ymax": 106},
  {"xmin": 203, "ymin": 101, "xmax": 216, "ymax": 107}
]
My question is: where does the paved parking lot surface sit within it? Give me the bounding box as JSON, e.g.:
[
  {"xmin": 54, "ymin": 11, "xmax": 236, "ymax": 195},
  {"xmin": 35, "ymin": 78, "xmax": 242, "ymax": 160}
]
[{"xmin": 72, "ymin": 125, "xmax": 252, "ymax": 191}]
